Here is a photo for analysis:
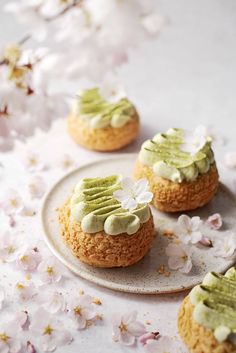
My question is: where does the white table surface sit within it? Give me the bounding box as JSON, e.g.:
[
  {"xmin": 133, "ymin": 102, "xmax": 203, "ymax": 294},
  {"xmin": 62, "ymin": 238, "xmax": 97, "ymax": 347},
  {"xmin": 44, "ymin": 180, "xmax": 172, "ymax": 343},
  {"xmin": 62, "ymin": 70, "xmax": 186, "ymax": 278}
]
[{"xmin": 0, "ymin": 1, "xmax": 236, "ymax": 352}]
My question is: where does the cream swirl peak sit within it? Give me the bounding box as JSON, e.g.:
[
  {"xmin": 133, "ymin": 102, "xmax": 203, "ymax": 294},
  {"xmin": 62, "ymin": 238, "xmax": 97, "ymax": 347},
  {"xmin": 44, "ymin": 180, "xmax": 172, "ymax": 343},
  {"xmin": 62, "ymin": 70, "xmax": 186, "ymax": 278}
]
[
  {"xmin": 190, "ymin": 267, "xmax": 236, "ymax": 345},
  {"xmin": 73, "ymin": 88, "xmax": 136, "ymax": 129},
  {"xmin": 70, "ymin": 175, "xmax": 151, "ymax": 236},
  {"xmin": 138, "ymin": 128, "xmax": 215, "ymax": 183}
]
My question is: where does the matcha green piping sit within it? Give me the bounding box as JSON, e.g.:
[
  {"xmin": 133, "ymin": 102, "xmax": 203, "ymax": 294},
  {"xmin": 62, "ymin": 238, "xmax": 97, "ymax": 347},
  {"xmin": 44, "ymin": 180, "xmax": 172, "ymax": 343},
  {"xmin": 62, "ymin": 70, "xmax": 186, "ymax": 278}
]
[
  {"xmin": 138, "ymin": 128, "xmax": 215, "ymax": 183},
  {"xmin": 189, "ymin": 267, "xmax": 236, "ymax": 345},
  {"xmin": 73, "ymin": 88, "xmax": 135, "ymax": 129},
  {"xmin": 70, "ymin": 175, "xmax": 150, "ymax": 235}
]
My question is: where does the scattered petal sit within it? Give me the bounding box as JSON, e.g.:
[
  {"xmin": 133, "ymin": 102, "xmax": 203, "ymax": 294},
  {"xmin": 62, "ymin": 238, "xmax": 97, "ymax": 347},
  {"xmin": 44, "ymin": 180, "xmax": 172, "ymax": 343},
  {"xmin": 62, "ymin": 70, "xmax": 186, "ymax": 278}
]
[
  {"xmin": 14, "ymin": 281, "xmax": 37, "ymax": 301},
  {"xmin": 28, "ymin": 175, "xmax": 47, "ymax": 199},
  {"xmin": 166, "ymin": 243, "xmax": 193, "ymax": 274},
  {"xmin": 16, "ymin": 247, "xmax": 41, "ymax": 272},
  {"xmin": 67, "ymin": 295, "xmax": 96, "ymax": 330},
  {"xmin": 206, "ymin": 213, "xmax": 222, "ymax": 230},
  {"xmin": 181, "ymin": 125, "xmax": 208, "ymax": 155},
  {"xmin": 39, "ymin": 291, "xmax": 66, "ymax": 314},
  {"xmin": 38, "ymin": 257, "xmax": 63, "ymax": 284},
  {"xmin": 112, "ymin": 310, "xmax": 146, "ymax": 346},
  {"xmin": 176, "ymin": 215, "xmax": 203, "ymax": 244},
  {"xmin": 211, "ymin": 232, "xmax": 236, "ymax": 258},
  {"xmin": 139, "ymin": 332, "xmax": 159, "ymax": 345}
]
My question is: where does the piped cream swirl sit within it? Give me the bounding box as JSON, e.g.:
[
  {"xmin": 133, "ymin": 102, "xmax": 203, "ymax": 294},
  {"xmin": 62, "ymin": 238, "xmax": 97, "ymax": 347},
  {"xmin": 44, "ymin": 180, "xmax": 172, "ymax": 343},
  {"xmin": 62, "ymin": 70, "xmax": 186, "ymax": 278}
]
[{"xmin": 70, "ymin": 175, "xmax": 150, "ymax": 235}]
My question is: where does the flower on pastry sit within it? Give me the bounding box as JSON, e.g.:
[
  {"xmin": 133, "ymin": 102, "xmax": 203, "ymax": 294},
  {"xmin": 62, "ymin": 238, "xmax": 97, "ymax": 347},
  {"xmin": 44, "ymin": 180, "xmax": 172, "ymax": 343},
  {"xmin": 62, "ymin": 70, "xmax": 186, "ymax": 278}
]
[
  {"xmin": 30, "ymin": 308, "xmax": 72, "ymax": 352},
  {"xmin": 165, "ymin": 243, "xmax": 193, "ymax": 274},
  {"xmin": 181, "ymin": 125, "xmax": 208, "ymax": 155},
  {"xmin": 111, "ymin": 310, "xmax": 146, "ymax": 346},
  {"xmin": 99, "ymin": 76, "xmax": 126, "ymax": 103},
  {"xmin": 113, "ymin": 178, "xmax": 153, "ymax": 212},
  {"xmin": 175, "ymin": 215, "xmax": 203, "ymax": 244},
  {"xmin": 211, "ymin": 232, "xmax": 236, "ymax": 258},
  {"xmin": 206, "ymin": 213, "xmax": 222, "ymax": 230},
  {"xmin": 67, "ymin": 294, "xmax": 96, "ymax": 330}
]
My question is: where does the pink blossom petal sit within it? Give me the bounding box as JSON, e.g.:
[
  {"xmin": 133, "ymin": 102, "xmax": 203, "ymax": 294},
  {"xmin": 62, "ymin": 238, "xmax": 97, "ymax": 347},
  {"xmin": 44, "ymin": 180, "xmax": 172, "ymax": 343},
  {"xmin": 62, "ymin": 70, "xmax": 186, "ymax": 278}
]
[
  {"xmin": 168, "ymin": 256, "xmax": 184, "ymax": 270},
  {"xmin": 119, "ymin": 332, "xmax": 135, "ymax": 346},
  {"xmin": 191, "ymin": 216, "xmax": 202, "ymax": 231},
  {"xmin": 128, "ymin": 321, "xmax": 146, "ymax": 337},
  {"xmin": 177, "ymin": 214, "xmax": 191, "ymax": 230},
  {"xmin": 206, "ymin": 213, "xmax": 222, "ymax": 230},
  {"xmin": 139, "ymin": 332, "xmax": 159, "ymax": 345}
]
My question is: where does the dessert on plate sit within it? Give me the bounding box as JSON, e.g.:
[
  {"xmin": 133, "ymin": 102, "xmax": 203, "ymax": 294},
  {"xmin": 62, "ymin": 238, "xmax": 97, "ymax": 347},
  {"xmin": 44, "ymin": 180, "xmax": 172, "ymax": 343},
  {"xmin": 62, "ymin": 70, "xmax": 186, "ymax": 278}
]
[
  {"xmin": 67, "ymin": 87, "xmax": 139, "ymax": 151},
  {"xmin": 58, "ymin": 175, "xmax": 154, "ymax": 268},
  {"xmin": 178, "ymin": 267, "xmax": 236, "ymax": 353},
  {"xmin": 134, "ymin": 127, "xmax": 219, "ymax": 212}
]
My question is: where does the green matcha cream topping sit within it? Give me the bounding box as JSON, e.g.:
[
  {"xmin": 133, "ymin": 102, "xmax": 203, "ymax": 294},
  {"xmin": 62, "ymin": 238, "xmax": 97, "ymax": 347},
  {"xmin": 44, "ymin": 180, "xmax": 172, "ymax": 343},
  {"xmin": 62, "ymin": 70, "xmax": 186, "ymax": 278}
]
[
  {"xmin": 190, "ymin": 267, "xmax": 236, "ymax": 345},
  {"xmin": 138, "ymin": 128, "xmax": 215, "ymax": 183},
  {"xmin": 73, "ymin": 88, "xmax": 135, "ymax": 129},
  {"xmin": 70, "ymin": 175, "xmax": 150, "ymax": 235}
]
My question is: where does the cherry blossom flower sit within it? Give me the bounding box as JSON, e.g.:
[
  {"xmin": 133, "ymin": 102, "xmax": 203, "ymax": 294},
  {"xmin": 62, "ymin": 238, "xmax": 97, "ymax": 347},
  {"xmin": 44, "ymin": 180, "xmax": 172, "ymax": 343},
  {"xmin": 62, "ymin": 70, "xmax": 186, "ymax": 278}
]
[
  {"xmin": 13, "ymin": 311, "xmax": 29, "ymax": 330},
  {"xmin": 67, "ymin": 295, "xmax": 96, "ymax": 330},
  {"xmin": 211, "ymin": 232, "xmax": 236, "ymax": 258},
  {"xmin": 38, "ymin": 257, "xmax": 63, "ymax": 284},
  {"xmin": 1, "ymin": 189, "xmax": 24, "ymax": 216},
  {"xmin": 60, "ymin": 154, "xmax": 75, "ymax": 170},
  {"xmin": 112, "ymin": 310, "xmax": 146, "ymax": 346},
  {"xmin": 206, "ymin": 213, "xmax": 222, "ymax": 230},
  {"xmin": 27, "ymin": 341, "xmax": 37, "ymax": 353},
  {"xmin": 28, "ymin": 175, "xmax": 46, "ymax": 199},
  {"xmin": 39, "ymin": 291, "xmax": 66, "ymax": 314},
  {"xmin": 100, "ymin": 76, "xmax": 126, "ymax": 103},
  {"xmin": 23, "ymin": 151, "xmax": 46, "ymax": 173},
  {"xmin": 113, "ymin": 178, "xmax": 153, "ymax": 211},
  {"xmin": 166, "ymin": 243, "xmax": 193, "ymax": 274},
  {"xmin": 0, "ymin": 231, "xmax": 22, "ymax": 262},
  {"xmin": 0, "ymin": 321, "xmax": 22, "ymax": 353},
  {"xmin": 139, "ymin": 332, "xmax": 159, "ymax": 345},
  {"xmin": 16, "ymin": 247, "xmax": 41, "ymax": 272},
  {"xmin": 0, "ymin": 286, "xmax": 5, "ymax": 310},
  {"xmin": 181, "ymin": 125, "xmax": 208, "ymax": 155},
  {"xmin": 14, "ymin": 281, "xmax": 37, "ymax": 301},
  {"xmin": 30, "ymin": 308, "xmax": 72, "ymax": 352},
  {"xmin": 144, "ymin": 336, "xmax": 186, "ymax": 353},
  {"xmin": 224, "ymin": 152, "xmax": 236, "ymax": 169},
  {"xmin": 176, "ymin": 215, "xmax": 203, "ymax": 244},
  {"xmin": 199, "ymin": 237, "xmax": 212, "ymax": 247}
]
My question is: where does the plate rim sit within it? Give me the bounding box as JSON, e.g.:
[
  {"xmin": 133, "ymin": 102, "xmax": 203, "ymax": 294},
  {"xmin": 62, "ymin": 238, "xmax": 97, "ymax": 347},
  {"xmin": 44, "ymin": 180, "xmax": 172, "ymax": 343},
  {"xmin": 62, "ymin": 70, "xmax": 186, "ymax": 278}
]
[{"xmin": 40, "ymin": 153, "xmax": 235, "ymax": 294}]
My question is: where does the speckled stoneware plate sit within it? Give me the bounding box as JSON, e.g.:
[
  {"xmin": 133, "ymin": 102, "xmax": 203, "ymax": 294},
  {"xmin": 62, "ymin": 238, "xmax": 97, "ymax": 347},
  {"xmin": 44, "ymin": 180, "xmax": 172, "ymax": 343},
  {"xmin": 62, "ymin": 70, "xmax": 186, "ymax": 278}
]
[{"xmin": 41, "ymin": 154, "xmax": 236, "ymax": 294}]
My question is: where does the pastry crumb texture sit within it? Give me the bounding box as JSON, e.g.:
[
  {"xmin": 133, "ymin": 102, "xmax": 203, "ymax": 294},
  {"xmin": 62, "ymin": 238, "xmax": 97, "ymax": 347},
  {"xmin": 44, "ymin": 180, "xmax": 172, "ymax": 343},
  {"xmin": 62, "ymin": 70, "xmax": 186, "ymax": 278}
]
[{"xmin": 58, "ymin": 199, "xmax": 155, "ymax": 268}]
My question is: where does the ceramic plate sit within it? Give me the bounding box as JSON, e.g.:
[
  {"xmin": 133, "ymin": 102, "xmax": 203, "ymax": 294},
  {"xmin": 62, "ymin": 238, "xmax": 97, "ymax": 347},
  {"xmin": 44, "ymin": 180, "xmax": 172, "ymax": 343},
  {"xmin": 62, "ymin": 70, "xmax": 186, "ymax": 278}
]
[{"xmin": 41, "ymin": 154, "xmax": 236, "ymax": 294}]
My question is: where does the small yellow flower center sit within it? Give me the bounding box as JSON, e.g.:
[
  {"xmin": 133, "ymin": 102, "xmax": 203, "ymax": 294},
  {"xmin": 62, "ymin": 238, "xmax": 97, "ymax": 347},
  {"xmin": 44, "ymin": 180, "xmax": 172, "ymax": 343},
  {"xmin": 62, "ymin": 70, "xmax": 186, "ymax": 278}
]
[
  {"xmin": 7, "ymin": 246, "xmax": 15, "ymax": 254},
  {"xmin": 0, "ymin": 333, "xmax": 10, "ymax": 342},
  {"xmin": 119, "ymin": 322, "xmax": 128, "ymax": 333},
  {"xmin": 16, "ymin": 283, "xmax": 25, "ymax": 290},
  {"xmin": 74, "ymin": 306, "xmax": 81, "ymax": 316},
  {"xmin": 29, "ymin": 158, "xmax": 37, "ymax": 166},
  {"xmin": 47, "ymin": 266, "xmax": 54, "ymax": 275},
  {"xmin": 43, "ymin": 325, "xmax": 54, "ymax": 335},
  {"xmin": 10, "ymin": 198, "xmax": 18, "ymax": 208},
  {"xmin": 20, "ymin": 255, "xmax": 28, "ymax": 263}
]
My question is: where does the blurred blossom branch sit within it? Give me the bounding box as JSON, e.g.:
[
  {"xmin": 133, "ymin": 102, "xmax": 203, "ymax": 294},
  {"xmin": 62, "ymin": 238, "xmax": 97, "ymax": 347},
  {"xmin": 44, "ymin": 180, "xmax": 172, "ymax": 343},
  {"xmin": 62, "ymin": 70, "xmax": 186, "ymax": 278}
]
[{"xmin": 0, "ymin": 0, "xmax": 164, "ymax": 151}]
